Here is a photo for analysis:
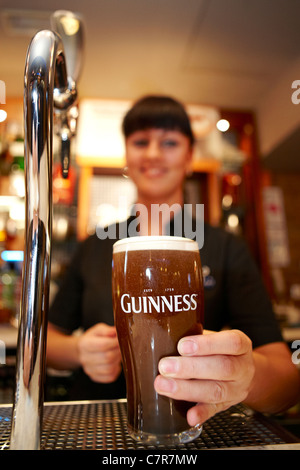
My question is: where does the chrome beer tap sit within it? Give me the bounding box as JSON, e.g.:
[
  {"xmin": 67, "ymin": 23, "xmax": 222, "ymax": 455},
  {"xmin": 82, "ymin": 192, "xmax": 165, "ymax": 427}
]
[{"xmin": 10, "ymin": 11, "xmax": 84, "ymax": 450}]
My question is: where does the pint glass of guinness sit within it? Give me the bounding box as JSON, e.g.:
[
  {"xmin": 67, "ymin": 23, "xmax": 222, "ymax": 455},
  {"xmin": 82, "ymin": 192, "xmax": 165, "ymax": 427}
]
[{"xmin": 112, "ymin": 236, "xmax": 204, "ymax": 445}]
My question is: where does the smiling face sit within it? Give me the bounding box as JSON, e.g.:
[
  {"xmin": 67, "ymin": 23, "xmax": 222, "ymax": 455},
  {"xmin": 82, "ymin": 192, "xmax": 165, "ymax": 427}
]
[{"xmin": 125, "ymin": 128, "xmax": 193, "ymax": 207}]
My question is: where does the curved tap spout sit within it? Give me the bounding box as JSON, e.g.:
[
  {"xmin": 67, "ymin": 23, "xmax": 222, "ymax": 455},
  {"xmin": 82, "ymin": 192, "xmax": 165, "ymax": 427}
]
[{"xmin": 10, "ymin": 30, "xmax": 77, "ymax": 450}]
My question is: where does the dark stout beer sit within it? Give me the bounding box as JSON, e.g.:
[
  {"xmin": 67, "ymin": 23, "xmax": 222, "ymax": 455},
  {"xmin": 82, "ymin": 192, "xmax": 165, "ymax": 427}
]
[{"xmin": 112, "ymin": 236, "xmax": 204, "ymax": 445}]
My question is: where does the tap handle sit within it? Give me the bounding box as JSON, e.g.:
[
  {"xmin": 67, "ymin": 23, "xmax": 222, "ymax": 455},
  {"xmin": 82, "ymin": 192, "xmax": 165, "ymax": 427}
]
[
  {"xmin": 50, "ymin": 10, "xmax": 84, "ymax": 83},
  {"xmin": 51, "ymin": 10, "xmax": 84, "ymax": 179}
]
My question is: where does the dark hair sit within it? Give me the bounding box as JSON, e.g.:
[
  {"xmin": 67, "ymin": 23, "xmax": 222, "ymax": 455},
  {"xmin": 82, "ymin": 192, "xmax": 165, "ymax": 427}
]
[{"xmin": 122, "ymin": 95, "xmax": 195, "ymax": 146}]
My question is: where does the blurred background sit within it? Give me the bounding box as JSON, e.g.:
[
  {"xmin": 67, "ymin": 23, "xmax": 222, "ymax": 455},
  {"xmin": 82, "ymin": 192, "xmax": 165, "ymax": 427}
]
[{"xmin": 0, "ymin": 0, "xmax": 300, "ymax": 431}]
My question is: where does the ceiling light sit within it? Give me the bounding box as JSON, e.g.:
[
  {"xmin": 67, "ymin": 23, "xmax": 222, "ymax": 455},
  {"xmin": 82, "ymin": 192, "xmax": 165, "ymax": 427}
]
[
  {"xmin": 0, "ymin": 110, "xmax": 7, "ymax": 122},
  {"xmin": 216, "ymin": 119, "xmax": 230, "ymax": 132}
]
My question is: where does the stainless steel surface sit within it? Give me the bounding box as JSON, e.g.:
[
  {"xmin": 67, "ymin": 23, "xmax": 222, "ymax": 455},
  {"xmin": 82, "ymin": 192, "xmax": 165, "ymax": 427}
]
[
  {"xmin": 10, "ymin": 13, "xmax": 83, "ymax": 450},
  {"xmin": 1, "ymin": 400, "xmax": 299, "ymax": 451}
]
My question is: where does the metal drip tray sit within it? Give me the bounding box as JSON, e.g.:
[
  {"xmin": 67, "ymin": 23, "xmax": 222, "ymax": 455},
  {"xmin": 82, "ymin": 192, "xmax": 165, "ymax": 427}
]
[{"xmin": 0, "ymin": 399, "xmax": 299, "ymax": 450}]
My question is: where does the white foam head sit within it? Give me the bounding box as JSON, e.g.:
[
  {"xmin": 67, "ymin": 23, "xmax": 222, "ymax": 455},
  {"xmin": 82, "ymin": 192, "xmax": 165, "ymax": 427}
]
[{"xmin": 113, "ymin": 236, "xmax": 199, "ymax": 253}]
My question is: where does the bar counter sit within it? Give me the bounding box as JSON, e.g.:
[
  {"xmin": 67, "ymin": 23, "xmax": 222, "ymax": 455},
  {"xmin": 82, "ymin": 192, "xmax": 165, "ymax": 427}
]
[{"xmin": 1, "ymin": 399, "xmax": 300, "ymax": 450}]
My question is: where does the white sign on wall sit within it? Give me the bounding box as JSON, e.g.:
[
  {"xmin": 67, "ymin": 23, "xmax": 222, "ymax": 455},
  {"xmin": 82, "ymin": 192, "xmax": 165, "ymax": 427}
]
[
  {"xmin": 263, "ymin": 186, "xmax": 290, "ymax": 267},
  {"xmin": 76, "ymin": 99, "xmax": 131, "ymax": 160}
]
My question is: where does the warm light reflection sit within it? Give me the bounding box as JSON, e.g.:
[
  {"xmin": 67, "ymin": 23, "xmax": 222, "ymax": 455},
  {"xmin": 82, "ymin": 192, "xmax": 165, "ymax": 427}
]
[
  {"xmin": 10, "ymin": 172, "xmax": 25, "ymax": 198},
  {"xmin": 227, "ymin": 214, "xmax": 239, "ymax": 228},
  {"xmin": 222, "ymin": 194, "xmax": 233, "ymax": 209},
  {"xmin": 9, "ymin": 202, "xmax": 25, "ymax": 221},
  {"xmin": 0, "ymin": 110, "xmax": 7, "ymax": 122},
  {"xmin": 60, "ymin": 16, "xmax": 80, "ymax": 35},
  {"xmin": 216, "ymin": 119, "xmax": 230, "ymax": 132}
]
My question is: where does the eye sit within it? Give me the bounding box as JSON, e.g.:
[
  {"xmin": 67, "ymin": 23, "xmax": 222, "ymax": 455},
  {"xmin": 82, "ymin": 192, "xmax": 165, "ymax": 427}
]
[
  {"xmin": 161, "ymin": 139, "xmax": 178, "ymax": 148},
  {"xmin": 132, "ymin": 138, "xmax": 149, "ymax": 147}
]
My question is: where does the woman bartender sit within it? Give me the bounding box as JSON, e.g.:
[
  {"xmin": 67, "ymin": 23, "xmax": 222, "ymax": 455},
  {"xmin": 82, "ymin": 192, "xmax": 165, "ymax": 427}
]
[{"xmin": 47, "ymin": 95, "xmax": 300, "ymax": 427}]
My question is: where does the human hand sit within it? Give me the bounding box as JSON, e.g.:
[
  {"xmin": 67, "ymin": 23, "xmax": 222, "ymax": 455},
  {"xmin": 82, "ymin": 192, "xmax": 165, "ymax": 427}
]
[
  {"xmin": 154, "ymin": 329, "xmax": 255, "ymax": 426},
  {"xmin": 77, "ymin": 323, "xmax": 122, "ymax": 383}
]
